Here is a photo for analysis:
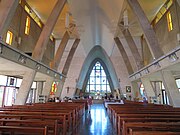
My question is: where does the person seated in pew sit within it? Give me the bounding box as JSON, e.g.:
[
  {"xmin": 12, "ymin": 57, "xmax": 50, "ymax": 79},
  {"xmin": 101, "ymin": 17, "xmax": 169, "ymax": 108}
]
[
  {"xmin": 48, "ymin": 98, "xmax": 54, "ymax": 102},
  {"xmin": 68, "ymin": 98, "xmax": 73, "ymax": 102}
]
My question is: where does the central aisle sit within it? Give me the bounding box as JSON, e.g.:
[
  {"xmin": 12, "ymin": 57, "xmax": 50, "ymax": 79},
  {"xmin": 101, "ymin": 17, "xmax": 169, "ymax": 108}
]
[{"xmin": 77, "ymin": 104, "xmax": 115, "ymax": 135}]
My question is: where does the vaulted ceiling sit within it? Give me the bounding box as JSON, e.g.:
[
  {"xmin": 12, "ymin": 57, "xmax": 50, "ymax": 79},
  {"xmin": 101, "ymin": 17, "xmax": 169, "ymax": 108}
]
[{"xmin": 26, "ymin": 0, "xmax": 166, "ymax": 55}]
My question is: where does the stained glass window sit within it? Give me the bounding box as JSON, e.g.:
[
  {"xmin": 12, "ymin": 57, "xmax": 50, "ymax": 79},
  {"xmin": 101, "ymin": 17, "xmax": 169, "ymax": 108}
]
[{"xmin": 86, "ymin": 61, "xmax": 111, "ymax": 94}]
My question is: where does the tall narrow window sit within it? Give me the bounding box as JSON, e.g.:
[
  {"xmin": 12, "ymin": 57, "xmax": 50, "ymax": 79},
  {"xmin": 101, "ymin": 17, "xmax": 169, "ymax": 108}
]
[
  {"xmin": 6, "ymin": 31, "xmax": 13, "ymax": 45},
  {"xmin": 86, "ymin": 61, "xmax": 111, "ymax": 94},
  {"xmin": 167, "ymin": 11, "xmax": 173, "ymax": 31},
  {"xmin": 25, "ymin": 16, "xmax": 30, "ymax": 35}
]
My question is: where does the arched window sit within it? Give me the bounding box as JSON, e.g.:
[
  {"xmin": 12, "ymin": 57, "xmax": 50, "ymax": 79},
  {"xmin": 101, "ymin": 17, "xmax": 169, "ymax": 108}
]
[{"xmin": 86, "ymin": 61, "xmax": 111, "ymax": 94}]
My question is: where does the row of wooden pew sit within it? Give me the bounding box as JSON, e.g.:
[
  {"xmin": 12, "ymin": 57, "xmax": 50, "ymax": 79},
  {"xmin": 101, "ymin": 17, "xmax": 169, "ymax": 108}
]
[
  {"xmin": 0, "ymin": 102, "xmax": 85, "ymax": 135},
  {"xmin": 107, "ymin": 100, "xmax": 180, "ymax": 135}
]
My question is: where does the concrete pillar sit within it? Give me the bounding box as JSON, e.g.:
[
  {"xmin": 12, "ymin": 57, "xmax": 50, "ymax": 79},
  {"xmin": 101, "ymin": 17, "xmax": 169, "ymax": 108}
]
[
  {"xmin": 0, "ymin": 0, "xmax": 19, "ymax": 36},
  {"xmin": 51, "ymin": 31, "xmax": 70, "ymax": 70},
  {"xmin": 114, "ymin": 37, "xmax": 134, "ymax": 74},
  {"xmin": 127, "ymin": 0, "xmax": 164, "ymax": 59},
  {"xmin": 151, "ymin": 81, "xmax": 162, "ymax": 104},
  {"xmin": 32, "ymin": 0, "xmax": 67, "ymax": 61},
  {"xmin": 35, "ymin": 81, "xmax": 44, "ymax": 103},
  {"xmin": 42, "ymin": 76, "xmax": 54, "ymax": 97},
  {"xmin": 15, "ymin": 70, "xmax": 36, "ymax": 105},
  {"xmin": 131, "ymin": 81, "xmax": 140, "ymax": 99},
  {"xmin": 141, "ymin": 77, "xmax": 155, "ymax": 97},
  {"xmin": 122, "ymin": 29, "xmax": 144, "ymax": 69},
  {"xmin": 177, "ymin": 0, "xmax": 180, "ymax": 7},
  {"xmin": 160, "ymin": 70, "xmax": 180, "ymax": 107}
]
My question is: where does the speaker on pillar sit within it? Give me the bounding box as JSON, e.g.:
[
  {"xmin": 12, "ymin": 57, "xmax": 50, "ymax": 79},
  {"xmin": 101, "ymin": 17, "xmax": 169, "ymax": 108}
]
[
  {"xmin": 18, "ymin": 37, "xmax": 21, "ymax": 45},
  {"xmin": 177, "ymin": 33, "xmax": 180, "ymax": 44}
]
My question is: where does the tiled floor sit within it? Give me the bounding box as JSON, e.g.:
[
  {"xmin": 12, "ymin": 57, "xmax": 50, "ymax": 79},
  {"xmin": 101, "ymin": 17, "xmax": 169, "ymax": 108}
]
[{"xmin": 76, "ymin": 104, "xmax": 115, "ymax": 135}]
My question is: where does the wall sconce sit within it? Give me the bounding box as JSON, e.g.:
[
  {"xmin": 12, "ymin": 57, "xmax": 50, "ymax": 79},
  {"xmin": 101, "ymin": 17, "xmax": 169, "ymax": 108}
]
[
  {"xmin": 169, "ymin": 53, "xmax": 178, "ymax": 62},
  {"xmin": 177, "ymin": 33, "xmax": 180, "ymax": 44},
  {"xmin": 46, "ymin": 69, "xmax": 50, "ymax": 74},
  {"xmin": 35, "ymin": 64, "xmax": 41, "ymax": 70},
  {"xmin": 136, "ymin": 73, "xmax": 141, "ymax": 78},
  {"xmin": 60, "ymin": 75, "xmax": 63, "ymax": 80},
  {"xmin": 18, "ymin": 55, "xmax": 26, "ymax": 64}
]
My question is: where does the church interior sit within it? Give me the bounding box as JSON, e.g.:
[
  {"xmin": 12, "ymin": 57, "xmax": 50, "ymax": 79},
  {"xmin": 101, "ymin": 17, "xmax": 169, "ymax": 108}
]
[{"xmin": 0, "ymin": 0, "xmax": 180, "ymax": 134}]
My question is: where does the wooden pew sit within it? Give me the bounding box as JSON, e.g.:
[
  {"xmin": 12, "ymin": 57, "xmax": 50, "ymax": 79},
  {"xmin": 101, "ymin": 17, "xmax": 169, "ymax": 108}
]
[
  {"xmin": 129, "ymin": 130, "xmax": 180, "ymax": 135},
  {"xmin": 0, "ymin": 102, "xmax": 85, "ymax": 134},
  {"xmin": 107, "ymin": 101, "xmax": 180, "ymax": 135},
  {"xmin": 0, "ymin": 125, "xmax": 48, "ymax": 135},
  {"xmin": 0, "ymin": 115, "xmax": 66, "ymax": 135},
  {"xmin": 119, "ymin": 117, "xmax": 180, "ymax": 135},
  {"xmin": 125, "ymin": 122, "xmax": 180, "ymax": 135}
]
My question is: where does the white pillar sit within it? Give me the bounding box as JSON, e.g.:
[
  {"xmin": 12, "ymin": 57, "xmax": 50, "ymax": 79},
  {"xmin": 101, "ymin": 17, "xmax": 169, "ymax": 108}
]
[
  {"xmin": 35, "ymin": 81, "xmax": 44, "ymax": 103},
  {"xmin": 42, "ymin": 77, "xmax": 54, "ymax": 98},
  {"xmin": 55, "ymin": 80, "xmax": 64, "ymax": 98},
  {"xmin": 141, "ymin": 77, "xmax": 155, "ymax": 97},
  {"xmin": 131, "ymin": 81, "xmax": 140, "ymax": 99},
  {"xmin": 160, "ymin": 70, "xmax": 180, "ymax": 107},
  {"xmin": 15, "ymin": 70, "xmax": 36, "ymax": 105}
]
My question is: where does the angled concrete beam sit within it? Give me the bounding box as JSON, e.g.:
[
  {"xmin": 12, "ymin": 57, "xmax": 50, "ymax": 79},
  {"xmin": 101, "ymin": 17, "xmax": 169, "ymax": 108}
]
[
  {"xmin": 51, "ymin": 31, "xmax": 70, "ymax": 70},
  {"xmin": 127, "ymin": 0, "xmax": 164, "ymax": 59},
  {"xmin": 55, "ymin": 80, "xmax": 64, "ymax": 98},
  {"xmin": 141, "ymin": 77, "xmax": 155, "ymax": 97},
  {"xmin": 177, "ymin": 0, "xmax": 180, "ymax": 7},
  {"xmin": 0, "ymin": 0, "xmax": 19, "ymax": 36},
  {"xmin": 15, "ymin": 70, "xmax": 36, "ymax": 105},
  {"xmin": 62, "ymin": 39, "xmax": 80, "ymax": 75},
  {"xmin": 160, "ymin": 70, "xmax": 180, "ymax": 107},
  {"xmin": 42, "ymin": 76, "xmax": 54, "ymax": 98},
  {"xmin": 122, "ymin": 29, "xmax": 144, "ymax": 69},
  {"xmin": 32, "ymin": 0, "xmax": 67, "ymax": 61},
  {"xmin": 114, "ymin": 37, "xmax": 134, "ymax": 75},
  {"xmin": 131, "ymin": 81, "xmax": 140, "ymax": 98},
  {"xmin": 54, "ymin": 39, "xmax": 80, "ymax": 97}
]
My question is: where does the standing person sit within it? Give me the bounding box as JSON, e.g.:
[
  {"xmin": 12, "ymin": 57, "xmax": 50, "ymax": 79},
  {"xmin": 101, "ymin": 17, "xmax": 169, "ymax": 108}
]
[{"xmin": 87, "ymin": 96, "xmax": 93, "ymax": 113}]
